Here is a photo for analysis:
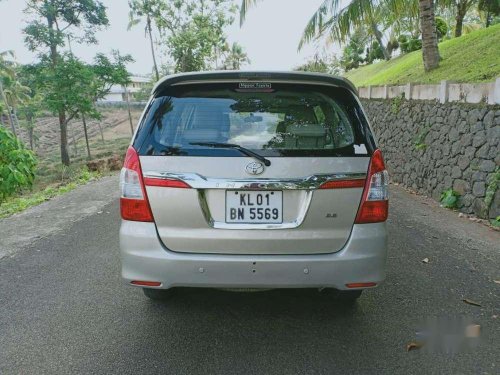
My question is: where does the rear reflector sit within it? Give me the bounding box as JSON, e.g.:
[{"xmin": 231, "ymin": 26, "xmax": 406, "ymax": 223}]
[
  {"xmin": 346, "ymin": 282, "xmax": 377, "ymax": 288},
  {"xmin": 355, "ymin": 200, "xmax": 388, "ymax": 223},
  {"xmin": 130, "ymin": 280, "xmax": 162, "ymax": 287},
  {"xmin": 144, "ymin": 177, "xmax": 191, "ymax": 188},
  {"xmin": 120, "ymin": 198, "xmax": 154, "ymax": 222},
  {"xmin": 319, "ymin": 179, "xmax": 366, "ymax": 189}
]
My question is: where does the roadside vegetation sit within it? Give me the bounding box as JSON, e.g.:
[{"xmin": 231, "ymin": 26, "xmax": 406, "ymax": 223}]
[{"xmin": 344, "ymin": 24, "xmax": 500, "ymax": 86}]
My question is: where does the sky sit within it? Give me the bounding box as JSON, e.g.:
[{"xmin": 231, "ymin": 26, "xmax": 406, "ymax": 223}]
[{"xmin": 0, "ymin": 0, "xmax": 331, "ymax": 76}]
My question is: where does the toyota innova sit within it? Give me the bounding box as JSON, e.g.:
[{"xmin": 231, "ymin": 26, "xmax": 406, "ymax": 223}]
[{"xmin": 119, "ymin": 71, "xmax": 388, "ymax": 302}]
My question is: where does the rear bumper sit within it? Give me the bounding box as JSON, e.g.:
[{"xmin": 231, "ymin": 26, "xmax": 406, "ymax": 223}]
[{"xmin": 120, "ymin": 221, "xmax": 388, "ymax": 290}]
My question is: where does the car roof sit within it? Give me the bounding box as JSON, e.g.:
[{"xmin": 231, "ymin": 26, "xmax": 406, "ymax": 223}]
[{"xmin": 152, "ymin": 71, "xmax": 358, "ymax": 97}]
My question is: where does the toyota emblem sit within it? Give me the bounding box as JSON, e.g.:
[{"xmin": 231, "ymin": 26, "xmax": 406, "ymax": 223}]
[{"xmin": 245, "ymin": 161, "xmax": 265, "ymax": 175}]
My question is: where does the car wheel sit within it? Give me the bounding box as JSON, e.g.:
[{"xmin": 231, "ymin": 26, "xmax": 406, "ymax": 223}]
[{"xmin": 142, "ymin": 288, "xmax": 176, "ymax": 301}]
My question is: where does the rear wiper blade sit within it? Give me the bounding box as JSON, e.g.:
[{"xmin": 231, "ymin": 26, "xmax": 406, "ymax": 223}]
[{"xmin": 189, "ymin": 142, "xmax": 271, "ymax": 166}]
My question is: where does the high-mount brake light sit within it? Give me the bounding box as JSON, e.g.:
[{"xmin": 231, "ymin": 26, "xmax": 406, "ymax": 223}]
[
  {"xmin": 354, "ymin": 149, "xmax": 389, "ymax": 224},
  {"xmin": 120, "ymin": 147, "xmax": 154, "ymax": 222}
]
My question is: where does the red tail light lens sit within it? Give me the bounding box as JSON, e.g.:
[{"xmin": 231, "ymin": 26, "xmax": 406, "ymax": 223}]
[
  {"xmin": 144, "ymin": 177, "xmax": 191, "ymax": 188},
  {"xmin": 355, "ymin": 149, "xmax": 389, "ymax": 224},
  {"xmin": 319, "ymin": 178, "xmax": 366, "ymax": 189},
  {"xmin": 120, "ymin": 147, "xmax": 154, "ymax": 222}
]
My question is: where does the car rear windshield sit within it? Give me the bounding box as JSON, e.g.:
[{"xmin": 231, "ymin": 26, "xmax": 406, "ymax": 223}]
[{"xmin": 134, "ymin": 83, "xmax": 375, "ymax": 157}]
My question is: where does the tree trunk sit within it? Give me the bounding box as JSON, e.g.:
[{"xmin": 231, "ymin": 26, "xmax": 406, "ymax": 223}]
[
  {"xmin": 370, "ymin": 21, "xmax": 391, "ymax": 60},
  {"xmin": 124, "ymin": 88, "xmax": 134, "ymax": 135},
  {"xmin": 97, "ymin": 121, "xmax": 105, "ymax": 144},
  {"xmin": 71, "ymin": 122, "xmax": 78, "ymax": 157},
  {"xmin": 419, "ymin": 0, "xmax": 440, "ymax": 71},
  {"xmin": 147, "ymin": 15, "xmax": 160, "ymax": 81},
  {"xmin": 28, "ymin": 124, "xmax": 34, "ymax": 150},
  {"xmin": 486, "ymin": 11, "xmax": 491, "ymax": 27},
  {"xmin": 0, "ymin": 80, "xmax": 16, "ymax": 136},
  {"xmin": 48, "ymin": 14, "xmax": 71, "ymax": 165},
  {"xmin": 82, "ymin": 113, "xmax": 91, "ymax": 160},
  {"xmin": 59, "ymin": 111, "xmax": 70, "ymax": 166},
  {"xmin": 454, "ymin": 4, "xmax": 467, "ymax": 37}
]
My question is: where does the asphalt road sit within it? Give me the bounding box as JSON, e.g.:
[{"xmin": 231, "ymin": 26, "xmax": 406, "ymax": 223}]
[{"xmin": 0, "ymin": 183, "xmax": 499, "ymax": 374}]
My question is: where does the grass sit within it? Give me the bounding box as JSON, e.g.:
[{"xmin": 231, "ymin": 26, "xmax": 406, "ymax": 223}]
[
  {"xmin": 0, "ymin": 112, "xmax": 134, "ymax": 219},
  {"xmin": 344, "ymin": 24, "xmax": 500, "ymax": 87},
  {"xmin": 0, "ymin": 168, "xmax": 101, "ymax": 218}
]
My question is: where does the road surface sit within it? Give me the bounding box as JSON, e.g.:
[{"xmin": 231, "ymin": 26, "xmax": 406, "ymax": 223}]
[{"xmin": 0, "ymin": 176, "xmax": 499, "ymax": 374}]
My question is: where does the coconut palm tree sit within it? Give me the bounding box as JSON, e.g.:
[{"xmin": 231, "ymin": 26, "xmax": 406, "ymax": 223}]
[
  {"xmin": 240, "ymin": 0, "xmax": 440, "ymax": 70},
  {"xmin": 0, "ymin": 51, "xmax": 18, "ymax": 135},
  {"xmin": 223, "ymin": 43, "xmax": 251, "ymax": 70},
  {"xmin": 419, "ymin": 0, "xmax": 440, "ymax": 70},
  {"xmin": 128, "ymin": 0, "xmax": 161, "ymax": 81}
]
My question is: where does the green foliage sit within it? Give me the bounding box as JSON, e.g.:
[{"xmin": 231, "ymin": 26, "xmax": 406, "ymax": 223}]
[
  {"xmin": 155, "ymin": 0, "xmax": 237, "ymax": 72},
  {"xmin": 24, "ymin": 0, "xmax": 109, "ymax": 53},
  {"xmin": 344, "ymin": 24, "xmax": 500, "ymax": 85},
  {"xmin": 390, "ymin": 94, "xmax": 405, "ymax": 113},
  {"xmin": 366, "ymin": 41, "xmax": 385, "ymax": 64},
  {"xmin": 0, "ymin": 127, "xmax": 37, "ymax": 202},
  {"xmin": 294, "ymin": 54, "xmax": 342, "ymax": 75},
  {"xmin": 340, "ymin": 33, "xmax": 365, "ymax": 71},
  {"xmin": 440, "ymin": 188, "xmax": 460, "ymax": 209},
  {"xmin": 398, "ymin": 34, "xmax": 422, "ymax": 53},
  {"xmin": 26, "ymin": 52, "xmax": 133, "ymax": 125},
  {"xmin": 435, "ymin": 16, "xmax": 449, "ymax": 39},
  {"xmin": 414, "ymin": 123, "xmax": 431, "ymax": 150},
  {"xmin": 490, "ymin": 216, "xmax": 500, "ymax": 227},
  {"xmin": 223, "ymin": 42, "xmax": 250, "ymax": 70},
  {"xmin": 484, "ymin": 167, "xmax": 499, "ymax": 209}
]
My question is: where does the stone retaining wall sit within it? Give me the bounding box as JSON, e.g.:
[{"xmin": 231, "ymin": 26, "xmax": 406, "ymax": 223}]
[{"xmin": 361, "ymin": 99, "xmax": 499, "ymax": 219}]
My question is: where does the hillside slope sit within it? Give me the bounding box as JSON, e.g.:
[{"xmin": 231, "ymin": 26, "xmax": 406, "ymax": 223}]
[{"xmin": 344, "ymin": 24, "xmax": 500, "ymax": 87}]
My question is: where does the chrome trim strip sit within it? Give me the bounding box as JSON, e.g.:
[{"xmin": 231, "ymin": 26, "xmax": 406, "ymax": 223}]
[
  {"xmin": 197, "ymin": 189, "xmax": 314, "ymax": 230},
  {"xmin": 143, "ymin": 172, "xmax": 367, "ymax": 190}
]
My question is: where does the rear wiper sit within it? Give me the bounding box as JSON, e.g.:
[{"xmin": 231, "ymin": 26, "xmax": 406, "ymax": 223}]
[{"xmin": 189, "ymin": 142, "xmax": 271, "ymax": 166}]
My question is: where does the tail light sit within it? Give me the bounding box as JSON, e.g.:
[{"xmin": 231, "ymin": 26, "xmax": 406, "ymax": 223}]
[
  {"xmin": 120, "ymin": 147, "xmax": 154, "ymax": 222},
  {"xmin": 355, "ymin": 149, "xmax": 389, "ymax": 223}
]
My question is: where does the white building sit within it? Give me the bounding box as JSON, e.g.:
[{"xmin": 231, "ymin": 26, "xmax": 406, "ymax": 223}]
[{"xmin": 100, "ymin": 75, "xmax": 151, "ymax": 102}]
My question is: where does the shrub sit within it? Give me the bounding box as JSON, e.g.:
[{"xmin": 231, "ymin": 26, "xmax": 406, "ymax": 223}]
[
  {"xmin": 0, "ymin": 126, "xmax": 37, "ymax": 202},
  {"xmin": 440, "ymin": 189, "xmax": 460, "ymax": 209}
]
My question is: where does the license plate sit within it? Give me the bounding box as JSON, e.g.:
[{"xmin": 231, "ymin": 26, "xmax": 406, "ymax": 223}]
[{"xmin": 225, "ymin": 190, "xmax": 283, "ymax": 224}]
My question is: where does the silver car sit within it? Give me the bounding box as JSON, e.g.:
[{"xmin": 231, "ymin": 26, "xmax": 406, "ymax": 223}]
[{"xmin": 119, "ymin": 71, "xmax": 388, "ymax": 302}]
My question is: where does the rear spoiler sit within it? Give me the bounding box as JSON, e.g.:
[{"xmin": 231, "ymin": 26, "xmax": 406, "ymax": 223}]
[{"xmin": 151, "ymin": 71, "xmax": 358, "ymax": 97}]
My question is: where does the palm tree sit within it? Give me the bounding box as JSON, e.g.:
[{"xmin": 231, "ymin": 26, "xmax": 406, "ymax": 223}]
[
  {"xmin": 419, "ymin": 0, "xmax": 440, "ymax": 70},
  {"xmin": 0, "ymin": 51, "xmax": 18, "ymax": 135},
  {"xmin": 128, "ymin": 0, "xmax": 161, "ymax": 81},
  {"xmin": 4, "ymin": 79, "xmax": 31, "ymax": 134},
  {"xmin": 299, "ymin": 0, "xmax": 393, "ymax": 60},
  {"xmin": 223, "ymin": 43, "xmax": 251, "ymax": 70},
  {"xmin": 240, "ymin": 0, "xmax": 440, "ymax": 70}
]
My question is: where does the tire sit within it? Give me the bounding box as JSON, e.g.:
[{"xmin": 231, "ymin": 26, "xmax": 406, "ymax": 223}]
[{"xmin": 142, "ymin": 288, "xmax": 176, "ymax": 301}]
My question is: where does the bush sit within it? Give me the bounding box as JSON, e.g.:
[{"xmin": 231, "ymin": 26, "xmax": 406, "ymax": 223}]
[
  {"xmin": 0, "ymin": 126, "xmax": 37, "ymax": 202},
  {"xmin": 435, "ymin": 17, "xmax": 448, "ymax": 40},
  {"xmin": 440, "ymin": 189, "xmax": 460, "ymax": 209}
]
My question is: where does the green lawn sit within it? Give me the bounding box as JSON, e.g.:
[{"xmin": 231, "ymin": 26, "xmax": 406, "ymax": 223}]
[{"xmin": 344, "ymin": 24, "xmax": 500, "ymax": 87}]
